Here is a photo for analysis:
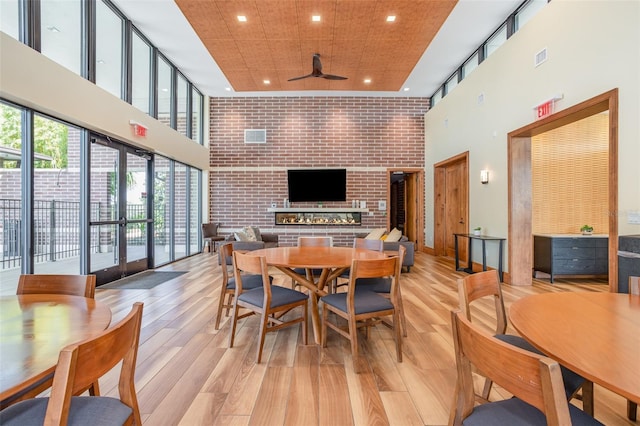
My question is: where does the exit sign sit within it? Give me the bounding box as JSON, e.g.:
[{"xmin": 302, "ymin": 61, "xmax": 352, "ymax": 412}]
[{"xmin": 536, "ymin": 100, "xmax": 554, "ymax": 120}]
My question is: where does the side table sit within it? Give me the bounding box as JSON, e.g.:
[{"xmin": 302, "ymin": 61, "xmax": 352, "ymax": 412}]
[{"xmin": 454, "ymin": 233, "xmax": 506, "ymax": 281}]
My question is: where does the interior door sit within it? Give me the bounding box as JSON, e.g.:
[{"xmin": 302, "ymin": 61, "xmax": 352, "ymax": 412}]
[
  {"xmin": 89, "ymin": 136, "xmax": 152, "ymax": 285},
  {"xmin": 434, "ymin": 153, "xmax": 469, "ymax": 260}
]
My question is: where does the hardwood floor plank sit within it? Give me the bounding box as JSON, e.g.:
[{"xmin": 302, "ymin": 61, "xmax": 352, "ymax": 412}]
[{"xmin": 89, "ymin": 252, "xmax": 634, "ymax": 425}]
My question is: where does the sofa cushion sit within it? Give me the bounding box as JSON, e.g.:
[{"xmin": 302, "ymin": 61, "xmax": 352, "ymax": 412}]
[
  {"xmin": 385, "ymin": 228, "xmax": 403, "ymax": 242},
  {"xmin": 234, "ymin": 226, "xmax": 258, "ymax": 242},
  {"xmin": 365, "ymin": 228, "xmax": 386, "ymax": 240}
]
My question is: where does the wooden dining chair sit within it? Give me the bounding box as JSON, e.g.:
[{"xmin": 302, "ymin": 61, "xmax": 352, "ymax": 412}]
[
  {"xmin": 354, "ymin": 245, "xmax": 408, "ymax": 337},
  {"xmin": 334, "ymin": 237, "xmax": 385, "ymax": 292},
  {"xmin": 0, "ymin": 303, "xmax": 144, "ymax": 426},
  {"xmin": 214, "ymin": 242, "xmax": 269, "ymax": 330},
  {"xmin": 202, "ymin": 222, "xmax": 225, "ymax": 253},
  {"xmin": 449, "ymin": 309, "xmax": 602, "ymax": 426},
  {"xmin": 320, "ymin": 254, "xmax": 402, "ymax": 372},
  {"xmin": 229, "ymin": 251, "xmax": 308, "ymax": 363},
  {"xmin": 628, "ymin": 276, "xmax": 639, "ymax": 421},
  {"xmin": 457, "ymin": 270, "xmax": 592, "ymax": 414},
  {"xmin": 291, "ymin": 236, "xmax": 333, "ymax": 289},
  {"xmin": 16, "ymin": 274, "xmax": 100, "ymax": 398},
  {"xmin": 17, "ymin": 274, "xmax": 96, "ymax": 298}
]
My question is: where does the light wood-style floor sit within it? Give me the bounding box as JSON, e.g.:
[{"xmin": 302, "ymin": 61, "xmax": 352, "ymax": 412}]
[{"xmin": 96, "ymin": 252, "xmax": 634, "ymax": 425}]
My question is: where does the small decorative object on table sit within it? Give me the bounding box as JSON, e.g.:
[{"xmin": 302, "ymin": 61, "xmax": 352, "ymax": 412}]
[
  {"xmin": 473, "ymin": 227, "xmax": 482, "ymax": 236},
  {"xmin": 580, "ymin": 224, "xmax": 594, "ymax": 235}
]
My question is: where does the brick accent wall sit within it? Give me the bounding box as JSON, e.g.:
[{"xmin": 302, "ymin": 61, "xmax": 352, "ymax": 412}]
[{"xmin": 209, "ymin": 96, "xmax": 429, "ymax": 246}]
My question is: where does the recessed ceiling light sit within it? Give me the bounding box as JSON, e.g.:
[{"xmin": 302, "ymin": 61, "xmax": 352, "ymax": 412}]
[
  {"xmin": 161, "ymin": 88, "xmax": 169, "ymax": 92},
  {"xmin": 312, "ymin": 15, "xmax": 321, "ymax": 22},
  {"xmin": 225, "ymin": 87, "xmax": 231, "ymax": 92},
  {"xmin": 263, "ymin": 79, "xmax": 270, "ymax": 85},
  {"xmin": 237, "ymin": 15, "xmax": 247, "ymax": 22},
  {"xmin": 403, "ymin": 87, "xmax": 410, "ymax": 92},
  {"xmin": 97, "ymin": 59, "xmax": 105, "ymax": 64},
  {"xmin": 386, "ymin": 16, "xmax": 396, "ymax": 22},
  {"xmin": 47, "ymin": 26, "xmax": 60, "ymax": 32},
  {"xmin": 364, "ymin": 79, "xmax": 372, "ymax": 84}
]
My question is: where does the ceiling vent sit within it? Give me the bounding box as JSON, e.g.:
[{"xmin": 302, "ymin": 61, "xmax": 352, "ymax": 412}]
[
  {"xmin": 244, "ymin": 129, "xmax": 266, "ymax": 144},
  {"xmin": 534, "ymin": 47, "xmax": 548, "ymax": 67}
]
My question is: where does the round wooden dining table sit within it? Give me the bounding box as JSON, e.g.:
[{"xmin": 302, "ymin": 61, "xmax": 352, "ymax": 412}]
[
  {"xmin": 250, "ymin": 246, "xmax": 389, "ymax": 343},
  {"xmin": 509, "ymin": 292, "xmax": 640, "ymax": 409},
  {"xmin": 0, "ymin": 294, "xmax": 112, "ymax": 408}
]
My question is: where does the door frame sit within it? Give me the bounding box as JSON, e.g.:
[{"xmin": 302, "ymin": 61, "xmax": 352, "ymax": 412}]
[
  {"xmin": 508, "ymin": 89, "xmax": 618, "ymax": 289},
  {"xmin": 386, "ymin": 168, "xmax": 424, "ymax": 251},
  {"xmin": 433, "ymin": 152, "xmax": 469, "ymax": 258}
]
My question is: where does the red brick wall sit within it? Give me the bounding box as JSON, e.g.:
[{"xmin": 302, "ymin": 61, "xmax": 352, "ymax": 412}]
[{"xmin": 208, "ymin": 96, "xmax": 428, "ymax": 246}]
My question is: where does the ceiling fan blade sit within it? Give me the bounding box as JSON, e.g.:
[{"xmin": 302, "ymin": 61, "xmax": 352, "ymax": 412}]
[
  {"xmin": 321, "ymin": 74, "xmax": 348, "ymax": 80},
  {"xmin": 287, "ymin": 74, "xmax": 313, "ymax": 81}
]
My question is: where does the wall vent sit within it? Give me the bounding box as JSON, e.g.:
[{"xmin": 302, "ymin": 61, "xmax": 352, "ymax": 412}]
[
  {"xmin": 534, "ymin": 47, "xmax": 548, "ymax": 67},
  {"xmin": 244, "ymin": 129, "xmax": 266, "ymax": 144}
]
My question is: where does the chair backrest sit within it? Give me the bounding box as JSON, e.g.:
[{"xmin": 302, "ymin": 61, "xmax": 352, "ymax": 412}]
[
  {"xmin": 630, "ymin": 276, "xmax": 640, "ymax": 295},
  {"xmin": 348, "ymin": 255, "xmax": 400, "ymax": 306},
  {"xmin": 219, "ymin": 242, "xmax": 235, "ymax": 282},
  {"xmin": 45, "ymin": 302, "xmax": 144, "ymax": 425},
  {"xmin": 353, "ymin": 237, "xmax": 383, "ymax": 251},
  {"xmin": 232, "ymin": 251, "xmax": 271, "ymax": 296},
  {"xmin": 202, "ymin": 223, "xmax": 220, "ymax": 238},
  {"xmin": 298, "ymin": 236, "xmax": 333, "ymax": 247},
  {"xmin": 450, "ymin": 309, "xmax": 571, "ymax": 426},
  {"xmin": 17, "ymin": 274, "xmax": 96, "ymax": 298},
  {"xmin": 457, "ymin": 270, "xmax": 507, "ymax": 336}
]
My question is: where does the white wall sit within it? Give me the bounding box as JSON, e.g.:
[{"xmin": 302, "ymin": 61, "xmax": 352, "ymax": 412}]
[
  {"xmin": 424, "ymin": 0, "xmax": 640, "ymax": 271},
  {"xmin": 0, "ymin": 32, "xmax": 209, "ymax": 171}
]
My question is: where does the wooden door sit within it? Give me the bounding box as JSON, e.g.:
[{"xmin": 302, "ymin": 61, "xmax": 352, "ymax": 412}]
[
  {"xmin": 404, "ymin": 173, "xmax": 418, "ymax": 243},
  {"xmin": 434, "ymin": 153, "xmax": 469, "ymax": 260}
]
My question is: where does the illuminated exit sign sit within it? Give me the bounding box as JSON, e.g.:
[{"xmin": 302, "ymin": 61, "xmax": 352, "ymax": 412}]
[{"xmin": 536, "ymin": 100, "xmax": 553, "ymax": 119}]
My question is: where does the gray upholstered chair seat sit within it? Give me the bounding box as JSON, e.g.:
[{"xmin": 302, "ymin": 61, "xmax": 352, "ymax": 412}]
[
  {"xmin": 226, "ymin": 274, "xmax": 270, "ymax": 290},
  {"xmin": 321, "ymin": 291, "xmax": 393, "ymax": 315},
  {"xmin": 462, "ymin": 396, "xmax": 603, "ymax": 426},
  {"xmin": 238, "ymin": 285, "xmax": 308, "ymax": 308},
  {"xmin": 293, "ymin": 267, "xmax": 323, "ymax": 277},
  {"xmin": 354, "ymin": 277, "xmax": 391, "ymax": 293},
  {"xmin": 0, "ymin": 396, "xmax": 132, "ymax": 426},
  {"xmin": 494, "ymin": 334, "xmax": 585, "ymax": 398}
]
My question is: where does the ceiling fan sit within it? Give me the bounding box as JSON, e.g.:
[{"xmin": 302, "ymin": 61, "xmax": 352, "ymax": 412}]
[{"xmin": 288, "ymin": 53, "xmax": 348, "ymax": 81}]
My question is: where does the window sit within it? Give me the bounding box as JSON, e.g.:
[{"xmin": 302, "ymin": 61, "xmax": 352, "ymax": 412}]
[
  {"xmin": 484, "ymin": 24, "xmax": 507, "ymax": 59},
  {"xmin": 173, "ymin": 162, "xmax": 187, "ymax": 259},
  {"xmin": 188, "ymin": 168, "xmax": 200, "ymax": 254},
  {"xmin": 176, "ymin": 73, "xmax": 188, "ymax": 136},
  {"xmin": 431, "ymin": 88, "xmax": 442, "ymax": 106},
  {"xmin": 95, "ymin": 0, "xmax": 124, "ymax": 98},
  {"xmin": 191, "ymin": 88, "xmax": 203, "ymax": 144},
  {"xmin": 157, "ymin": 56, "xmax": 173, "ymax": 127},
  {"xmin": 462, "ymin": 52, "xmax": 479, "ymax": 79},
  {"xmin": 516, "ymin": 0, "xmax": 547, "ymax": 30},
  {"xmin": 0, "ymin": 0, "xmax": 20, "ymax": 40},
  {"xmin": 131, "ymin": 30, "xmax": 152, "ymax": 114},
  {"xmin": 445, "ymin": 73, "xmax": 459, "ymax": 95},
  {"xmin": 154, "ymin": 155, "xmax": 171, "ymax": 266},
  {"xmin": 40, "ymin": 0, "xmax": 82, "ymax": 75}
]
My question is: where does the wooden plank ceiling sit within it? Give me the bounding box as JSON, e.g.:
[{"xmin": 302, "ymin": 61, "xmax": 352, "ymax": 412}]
[{"xmin": 175, "ymin": 0, "xmax": 457, "ymax": 92}]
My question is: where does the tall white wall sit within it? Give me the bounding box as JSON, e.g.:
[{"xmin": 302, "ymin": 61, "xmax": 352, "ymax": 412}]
[{"xmin": 424, "ymin": 0, "xmax": 640, "ymax": 270}]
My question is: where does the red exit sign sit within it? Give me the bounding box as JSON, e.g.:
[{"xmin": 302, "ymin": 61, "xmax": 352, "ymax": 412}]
[{"xmin": 536, "ymin": 100, "xmax": 554, "ymax": 120}]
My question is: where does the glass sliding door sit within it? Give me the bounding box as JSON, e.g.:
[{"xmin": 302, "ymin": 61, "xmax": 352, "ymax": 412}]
[{"xmin": 89, "ymin": 135, "xmax": 151, "ymax": 285}]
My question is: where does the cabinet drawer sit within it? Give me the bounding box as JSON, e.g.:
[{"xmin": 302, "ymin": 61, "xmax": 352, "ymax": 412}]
[
  {"xmin": 554, "ymin": 259, "xmax": 601, "ymax": 274},
  {"xmin": 553, "ymin": 247, "xmax": 595, "ymax": 260},
  {"xmin": 553, "ymin": 238, "xmax": 598, "ymax": 248}
]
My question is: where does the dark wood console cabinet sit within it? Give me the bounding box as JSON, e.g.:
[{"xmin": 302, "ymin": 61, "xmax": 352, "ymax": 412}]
[{"xmin": 533, "ymin": 234, "xmax": 608, "ymax": 283}]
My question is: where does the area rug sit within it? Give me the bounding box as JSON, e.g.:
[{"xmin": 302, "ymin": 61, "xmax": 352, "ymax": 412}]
[{"xmin": 100, "ymin": 271, "xmax": 187, "ymax": 290}]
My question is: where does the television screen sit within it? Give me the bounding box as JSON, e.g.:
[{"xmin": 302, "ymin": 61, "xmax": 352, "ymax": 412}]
[{"xmin": 287, "ymin": 169, "xmax": 347, "ymax": 202}]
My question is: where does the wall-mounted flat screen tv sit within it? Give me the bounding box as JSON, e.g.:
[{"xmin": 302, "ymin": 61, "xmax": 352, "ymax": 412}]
[{"xmin": 287, "ymin": 169, "xmax": 347, "ymax": 202}]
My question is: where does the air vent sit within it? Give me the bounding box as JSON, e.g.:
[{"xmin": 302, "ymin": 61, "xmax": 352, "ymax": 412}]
[
  {"xmin": 534, "ymin": 48, "xmax": 548, "ymax": 67},
  {"xmin": 244, "ymin": 129, "xmax": 266, "ymax": 144}
]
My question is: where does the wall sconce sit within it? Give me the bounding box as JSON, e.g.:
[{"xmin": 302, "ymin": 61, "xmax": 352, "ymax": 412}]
[{"xmin": 480, "ymin": 169, "xmax": 490, "ymax": 184}]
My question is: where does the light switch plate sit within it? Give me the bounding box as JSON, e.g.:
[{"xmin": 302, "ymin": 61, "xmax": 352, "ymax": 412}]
[
  {"xmin": 378, "ymin": 200, "xmax": 386, "ymax": 211},
  {"xmin": 628, "ymin": 211, "xmax": 640, "ymax": 224}
]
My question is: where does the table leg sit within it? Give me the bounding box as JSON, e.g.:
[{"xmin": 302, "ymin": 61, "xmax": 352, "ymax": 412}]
[
  {"xmin": 467, "ymin": 236, "xmax": 473, "ymax": 272},
  {"xmin": 481, "ymin": 240, "xmax": 487, "ymax": 271},
  {"xmin": 498, "ymin": 240, "xmax": 504, "ymax": 282},
  {"xmin": 454, "ymin": 235, "xmax": 460, "ymax": 271}
]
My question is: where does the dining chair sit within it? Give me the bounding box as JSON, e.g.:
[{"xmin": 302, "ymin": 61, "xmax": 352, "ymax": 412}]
[
  {"xmin": 16, "ymin": 274, "xmax": 100, "ymax": 398},
  {"xmin": 17, "ymin": 274, "xmax": 96, "ymax": 298},
  {"xmin": 0, "ymin": 302, "xmax": 144, "ymax": 426},
  {"xmin": 333, "ymin": 237, "xmax": 385, "ymax": 292},
  {"xmin": 457, "ymin": 270, "xmax": 592, "ymax": 414},
  {"xmin": 202, "ymin": 222, "xmax": 225, "ymax": 253},
  {"xmin": 215, "ymin": 242, "xmax": 269, "ymax": 330},
  {"xmin": 354, "ymin": 245, "xmax": 408, "ymax": 337},
  {"xmin": 449, "ymin": 309, "xmax": 603, "ymax": 426},
  {"xmin": 229, "ymin": 251, "xmax": 308, "ymax": 363},
  {"xmin": 628, "ymin": 276, "xmax": 639, "ymax": 421},
  {"xmin": 291, "ymin": 236, "xmax": 333, "ymax": 289},
  {"xmin": 320, "ymin": 254, "xmax": 402, "ymax": 372}
]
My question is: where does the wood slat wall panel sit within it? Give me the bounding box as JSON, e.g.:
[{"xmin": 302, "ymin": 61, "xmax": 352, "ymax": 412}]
[{"xmin": 532, "ymin": 112, "xmax": 609, "ymax": 234}]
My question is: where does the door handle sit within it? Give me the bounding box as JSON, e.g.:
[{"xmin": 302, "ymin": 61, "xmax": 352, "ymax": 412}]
[
  {"xmin": 119, "ymin": 217, "xmax": 127, "ymax": 227},
  {"xmin": 459, "ymin": 219, "xmax": 464, "ymax": 224}
]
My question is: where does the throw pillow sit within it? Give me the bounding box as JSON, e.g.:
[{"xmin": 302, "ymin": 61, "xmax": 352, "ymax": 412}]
[
  {"xmin": 241, "ymin": 226, "xmax": 258, "ymax": 241},
  {"xmin": 385, "ymin": 228, "xmax": 403, "ymax": 242},
  {"xmin": 365, "ymin": 228, "xmax": 386, "ymax": 240},
  {"xmin": 250, "ymin": 226, "xmax": 263, "ymax": 242},
  {"xmin": 234, "ymin": 230, "xmax": 250, "ymax": 242}
]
